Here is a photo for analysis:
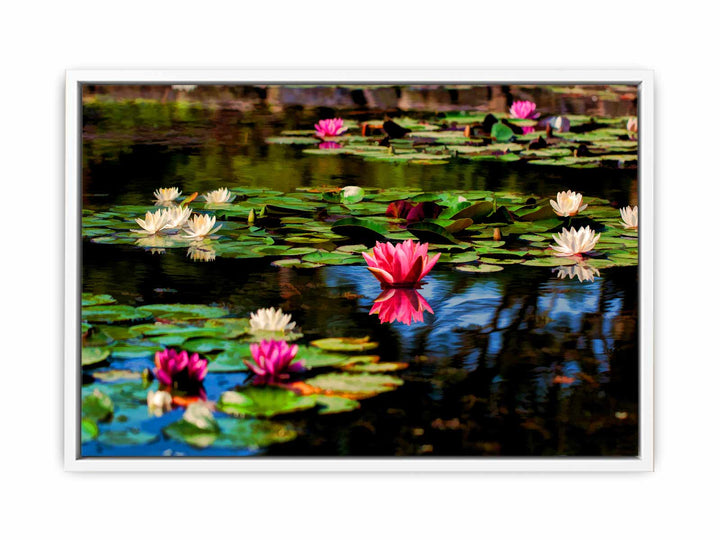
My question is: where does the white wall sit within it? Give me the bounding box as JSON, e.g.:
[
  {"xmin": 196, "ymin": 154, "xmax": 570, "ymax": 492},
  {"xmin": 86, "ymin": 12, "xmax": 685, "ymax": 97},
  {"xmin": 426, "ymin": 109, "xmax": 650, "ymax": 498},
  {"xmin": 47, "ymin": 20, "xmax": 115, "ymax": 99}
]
[{"xmin": 2, "ymin": 1, "xmax": 716, "ymax": 538}]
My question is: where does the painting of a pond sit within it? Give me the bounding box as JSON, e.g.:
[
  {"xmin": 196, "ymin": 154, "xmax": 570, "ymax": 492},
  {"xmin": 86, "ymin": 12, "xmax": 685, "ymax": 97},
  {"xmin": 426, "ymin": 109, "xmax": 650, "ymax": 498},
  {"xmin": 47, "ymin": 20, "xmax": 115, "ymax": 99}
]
[{"xmin": 80, "ymin": 83, "xmax": 639, "ymax": 458}]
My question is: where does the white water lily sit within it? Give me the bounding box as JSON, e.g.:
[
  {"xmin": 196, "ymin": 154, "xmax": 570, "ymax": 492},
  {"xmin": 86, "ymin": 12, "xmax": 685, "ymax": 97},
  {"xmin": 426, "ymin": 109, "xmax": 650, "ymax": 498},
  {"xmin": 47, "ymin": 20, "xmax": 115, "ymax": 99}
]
[
  {"xmin": 551, "ymin": 226, "xmax": 601, "ymax": 257},
  {"xmin": 620, "ymin": 206, "xmax": 638, "ymax": 229},
  {"xmin": 203, "ymin": 187, "xmax": 236, "ymax": 204},
  {"xmin": 341, "ymin": 186, "xmax": 363, "ymax": 199},
  {"xmin": 553, "ymin": 263, "xmax": 600, "ymax": 283},
  {"xmin": 183, "ymin": 402, "xmax": 218, "ymax": 431},
  {"xmin": 162, "ymin": 205, "xmax": 192, "ymax": 229},
  {"xmin": 182, "ymin": 214, "xmax": 222, "ymax": 239},
  {"xmin": 187, "ymin": 244, "xmax": 216, "ymax": 262},
  {"xmin": 133, "ymin": 209, "xmax": 171, "ymax": 235},
  {"xmin": 249, "ymin": 307, "xmax": 296, "ymax": 333},
  {"xmin": 549, "ymin": 190, "xmax": 588, "ymax": 217},
  {"xmin": 147, "ymin": 390, "xmax": 172, "ymax": 416},
  {"xmin": 153, "ymin": 187, "xmax": 182, "ymax": 204}
]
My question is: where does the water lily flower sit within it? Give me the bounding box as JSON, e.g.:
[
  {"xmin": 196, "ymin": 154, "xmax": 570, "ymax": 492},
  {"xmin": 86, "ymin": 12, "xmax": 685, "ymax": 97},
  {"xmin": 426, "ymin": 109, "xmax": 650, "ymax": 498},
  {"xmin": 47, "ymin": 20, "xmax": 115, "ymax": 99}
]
[
  {"xmin": 154, "ymin": 187, "xmax": 182, "ymax": 204},
  {"xmin": 550, "ymin": 190, "xmax": 588, "ymax": 217},
  {"xmin": 249, "ymin": 307, "xmax": 297, "ymax": 333},
  {"xmin": 370, "ymin": 288, "xmax": 434, "ymax": 325},
  {"xmin": 620, "ymin": 205, "xmax": 638, "ymax": 229},
  {"xmin": 154, "ymin": 348, "xmax": 208, "ymax": 390},
  {"xmin": 182, "ymin": 402, "xmax": 218, "ymax": 431},
  {"xmin": 147, "ymin": 390, "xmax": 173, "ymax": 416},
  {"xmin": 551, "ymin": 226, "xmax": 601, "ymax": 257},
  {"xmin": 553, "ymin": 263, "xmax": 600, "ymax": 283},
  {"xmin": 162, "ymin": 205, "xmax": 192, "ymax": 229},
  {"xmin": 509, "ymin": 100, "xmax": 539, "ymax": 119},
  {"xmin": 341, "ymin": 186, "xmax": 363, "ymax": 200},
  {"xmin": 314, "ymin": 118, "xmax": 347, "ymax": 139},
  {"xmin": 363, "ymin": 239, "xmax": 440, "ymax": 288},
  {"xmin": 187, "ymin": 244, "xmax": 216, "ymax": 262},
  {"xmin": 182, "ymin": 214, "xmax": 222, "ymax": 239},
  {"xmin": 133, "ymin": 209, "xmax": 171, "ymax": 235},
  {"xmin": 627, "ymin": 117, "xmax": 638, "ymax": 133},
  {"xmin": 202, "ymin": 187, "xmax": 236, "ymax": 204},
  {"xmin": 245, "ymin": 339, "xmax": 305, "ymax": 384}
]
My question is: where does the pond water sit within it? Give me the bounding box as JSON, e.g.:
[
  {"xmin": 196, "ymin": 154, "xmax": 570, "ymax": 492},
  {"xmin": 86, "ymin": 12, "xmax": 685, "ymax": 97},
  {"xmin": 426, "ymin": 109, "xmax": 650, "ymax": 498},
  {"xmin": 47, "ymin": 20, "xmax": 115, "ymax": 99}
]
[{"xmin": 81, "ymin": 101, "xmax": 639, "ymax": 457}]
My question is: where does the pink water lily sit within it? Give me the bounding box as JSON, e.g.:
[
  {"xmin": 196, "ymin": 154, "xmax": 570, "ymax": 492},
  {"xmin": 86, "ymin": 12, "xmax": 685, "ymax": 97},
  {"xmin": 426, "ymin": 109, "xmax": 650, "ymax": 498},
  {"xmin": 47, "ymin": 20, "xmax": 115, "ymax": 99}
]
[
  {"xmin": 314, "ymin": 118, "xmax": 347, "ymax": 139},
  {"xmin": 370, "ymin": 288, "xmax": 434, "ymax": 325},
  {"xmin": 154, "ymin": 349, "xmax": 208, "ymax": 390},
  {"xmin": 509, "ymin": 100, "xmax": 539, "ymax": 119},
  {"xmin": 245, "ymin": 339, "xmax": 305, "ymax": 384},
  {"xmin": 363, "ymin": 239, "xmax": 440, "ymax": 288}
]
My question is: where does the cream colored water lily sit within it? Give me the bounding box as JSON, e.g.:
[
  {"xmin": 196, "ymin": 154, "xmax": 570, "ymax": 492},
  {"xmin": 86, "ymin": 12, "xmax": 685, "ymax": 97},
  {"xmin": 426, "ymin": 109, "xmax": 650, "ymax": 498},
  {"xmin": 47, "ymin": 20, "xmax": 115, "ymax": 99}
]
[
  {"xmin": 551, "ymin": 226, "xmax": 601, "ymax": 257},
  {"xmin": 153, "ymin": 187, "xmax": 182, "ymax": 204},
  {"xmin": 162, "ymin": 205, "xmax": 192, "ymax": 228},
  {"xmin": 620, "ymin": 206, "xmax": 638, "ymax": 229},
  {"xmin": 182, "ymin": 214, "xmax": 222, "ymax": 239},
  {"xmin": 147, "ymin": 390, "xmax": 172, "ymax": 416},
  {"xmin": 553, "ymin": 263, "xmax": 600, "ymax": 283},
  {"xmin": 187, "ymin": 244, "xmax": 216, "ymax": 262},
  {"xmin": 202, "ymin": 187, "xmax": 236, "ymax": 204},
  {"xmin": 133, "ymin": 209, "xmax": 171, "ymax": 235},
  {"xmin": 249, "ymin": 307, "xmax": 296, "ymax": 333},
  {"xmin": 549, "ymin": 190, "xmax": 588, "ymax": 217}
]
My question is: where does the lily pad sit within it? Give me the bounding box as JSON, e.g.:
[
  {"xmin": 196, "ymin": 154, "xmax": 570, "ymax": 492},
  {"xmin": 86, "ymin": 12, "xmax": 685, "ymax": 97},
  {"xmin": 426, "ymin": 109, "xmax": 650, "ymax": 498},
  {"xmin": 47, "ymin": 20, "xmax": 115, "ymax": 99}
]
[
  {"xmin": 140, "ymin": 304, "xmax": 229, "ymax": 321},
  {"xmin": 303, "ymin": 372, "xmax": 404, "ymax": 399},
  {"xmin": 82, "ymin": 390, "xmax": 114, "ymax": 422},
  {"xmin": 316, "ymin": 395, "xmax": 362, "ymax": 415},
  {"xmin": 82, "ymin": 347, "xmax": 111, "ymax": 367},
  {"xmin": 217, "ymin": 387, "xmax": 317, "ymax": 418},
  {"xmin": 82, "ymin": 305, "xmax": 153, "ymax": 324},
  {"xmin": 310, "ymin": 336, "xmax": 379, "ymax": 352}
]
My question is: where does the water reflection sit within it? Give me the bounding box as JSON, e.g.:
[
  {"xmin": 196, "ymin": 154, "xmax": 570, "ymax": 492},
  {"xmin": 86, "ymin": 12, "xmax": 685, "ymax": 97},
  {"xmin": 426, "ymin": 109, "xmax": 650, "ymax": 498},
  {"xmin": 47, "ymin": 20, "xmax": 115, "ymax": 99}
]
[
  {"xmin": 553, "ymin": 263, "xmax": 600, "ymax": 283},
  {"xmin": 318, "ymin": 141, "xmax": 342, "ymax": 150},
  {"xmin": 187, "ymin": 242, "xmax": 216, "ymax": 262},
  {"xmin": 369, "ymin": 287, "xmax": 434, "ymax": 325}
]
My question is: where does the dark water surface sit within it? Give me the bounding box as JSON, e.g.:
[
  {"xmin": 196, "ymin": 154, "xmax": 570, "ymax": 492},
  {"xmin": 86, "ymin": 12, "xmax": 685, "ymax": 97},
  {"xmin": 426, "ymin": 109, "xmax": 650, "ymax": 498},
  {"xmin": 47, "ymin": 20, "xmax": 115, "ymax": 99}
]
[{"xmin": 81, "ymin": 106, "xmax": 639, "ymax": 457}]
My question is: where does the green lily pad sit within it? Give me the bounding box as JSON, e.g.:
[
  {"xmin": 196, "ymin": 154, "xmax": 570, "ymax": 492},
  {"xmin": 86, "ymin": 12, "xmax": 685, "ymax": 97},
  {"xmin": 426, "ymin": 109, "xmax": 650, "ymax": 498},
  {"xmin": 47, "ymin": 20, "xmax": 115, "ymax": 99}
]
[
  {"xmin": 217, "ymin": 387, "xmax": 317, "ymax": 418},
  {"xmin": 82, "ymin": 390, "xmax": 114, "ymax": 422},
  {"xmin": 311, "ymin": 336, "xmax": 379, "ymax": 352},
  {"xmin": 304, "ymin": 372, "xmax": 404, "ymax": 399},
  {"xmin": 82, "ymin": 293, "xmax": 117, "ymax": 307},
  {"xmin": 407, "ymin": 221, "xmax": 458, "ymax": 245},
  {"xmin": 164, "ymin": 417, "xmax": 297, "ymax": 449},
  {"xmin": 82, "ymin": 347, "xmax": 110, "ymax": 367},
  {"xmin": 81, "ymin": 418, "xmax": 99, "ymax": 443},
  {"xmin": 331, "ymin": 217, "xmax": 388, "ymax": 242},
  {"xmin": 140, "ymin": 304, "xmax": 229, "ymax": 321},
  {"xmin": 456, "ymin": 263, "xmax": 504, "ymax": 273},
  {"xmin": 82, "ymin": 305, "xmax": 154, "ymax": 324},
  {"xmin": 316, "ymin": 395, "xmax": 361, "ymax": 415}
]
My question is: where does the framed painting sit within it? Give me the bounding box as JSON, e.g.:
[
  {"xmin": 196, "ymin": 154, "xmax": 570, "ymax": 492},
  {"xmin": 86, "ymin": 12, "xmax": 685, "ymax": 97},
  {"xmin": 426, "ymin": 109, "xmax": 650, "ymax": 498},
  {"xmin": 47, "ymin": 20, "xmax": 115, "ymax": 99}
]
[{"xmin": 65, "ymin": 69, "xmax": 653, "ymax": 471}]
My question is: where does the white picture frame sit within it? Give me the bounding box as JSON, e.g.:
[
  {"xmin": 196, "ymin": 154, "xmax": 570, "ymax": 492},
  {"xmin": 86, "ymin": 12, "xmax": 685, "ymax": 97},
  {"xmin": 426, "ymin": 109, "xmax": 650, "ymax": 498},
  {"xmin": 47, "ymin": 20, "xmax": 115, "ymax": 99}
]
[{"xmin": 65, "ymin": 68, "xmax": 653, "ymax": 472}]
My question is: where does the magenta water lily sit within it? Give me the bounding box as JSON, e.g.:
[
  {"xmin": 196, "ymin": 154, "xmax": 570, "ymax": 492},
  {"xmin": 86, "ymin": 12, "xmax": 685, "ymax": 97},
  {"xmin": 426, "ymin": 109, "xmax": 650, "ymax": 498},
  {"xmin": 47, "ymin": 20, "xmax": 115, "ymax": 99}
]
[
  {"xmin": 509, "ymin": 100, "xmax": 539, "ymax": 119},
  {"xmin": 314, "ymin": 118, "xmax": 347, "ymax": 139},
  {"xmin": 154, "ymin": 348, "xmax": 208, "ymax": 391},
  {"xmin": 363, "ymin": 239, "xmax": 440, "ymax": 288},
  {"xmin": 245, "ymin": 339, "xmax": 305, "ymax": 384}
]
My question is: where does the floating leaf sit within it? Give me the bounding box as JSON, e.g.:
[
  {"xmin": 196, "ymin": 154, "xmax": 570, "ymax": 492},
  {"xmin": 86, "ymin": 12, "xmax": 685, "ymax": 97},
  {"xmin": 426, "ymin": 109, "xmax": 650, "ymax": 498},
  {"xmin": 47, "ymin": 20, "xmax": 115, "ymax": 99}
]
[
  {"xmin": 82, "ymin": 293, "xmax": 117, "ymax": 307},
  {"xmin": 331, "ymin": 217, "xmax": 388, "ymax": 243},
  {"xmin": 140, "ymin": 304, "xmax": 229, "ymax": 321},
  {"xmin": 217, "ymin": 387, "xmax": 316, "ymax": 418},
  {"xmin": 311, "ymin": 336, "xmax": 379, "ymax": 352},
  {"xmin": 316, "ymin": 395, "xmax": 361, "ymax": 415},
  {"xmin": 82, "ymin": 305, "xmax": 153, "ymax": 324},
  {"xmin": 82, "ymin": 389, "xmax": 114, "ymax": 422},
  {"xmin": 97, "ymin": 429, "xmax": 158, "ymax": 446},
  {"xmin": 82, "ymin": 347, "xmax": 110, "ymax": 367},
  {"xmin": 303, "ymin": 372, "xmax": 404, "ymax": 399}
]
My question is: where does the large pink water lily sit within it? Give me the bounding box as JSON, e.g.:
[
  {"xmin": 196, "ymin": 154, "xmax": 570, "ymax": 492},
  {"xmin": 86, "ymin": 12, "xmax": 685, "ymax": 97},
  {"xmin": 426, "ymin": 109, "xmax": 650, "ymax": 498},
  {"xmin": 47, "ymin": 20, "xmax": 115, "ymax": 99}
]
[
  {"xmin": 370, "ymin": 288, "xmax": 434, "ymax": 325},
  {"xmin": 363, "ymin": 239, "xmax": 440, "ymax": 288},
  {"xmin": 245, "ymin": 339, "xmax": 305, "ymax": 384},
  {"xmin": 509, "ymin": 100, "xmax": 539, "ymax": 119},
  {"xmin": 314, "ymin": 118, "xmax": 347, "ymax": 139},
  {"xmin": 154, "ymin": 349, "xmax": 208, "ymax": 390}
]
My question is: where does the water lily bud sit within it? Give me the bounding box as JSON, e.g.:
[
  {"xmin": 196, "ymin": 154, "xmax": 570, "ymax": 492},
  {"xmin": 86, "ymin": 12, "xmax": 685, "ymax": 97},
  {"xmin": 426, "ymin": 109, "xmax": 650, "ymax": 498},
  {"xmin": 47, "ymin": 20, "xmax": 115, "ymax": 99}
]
[
  {"xmin": 147, "ymin": 390, "xmax": 173, "ymax": 416},
  {"xmin": 458, "ymin": 196, "xmax": 467, "ymax": 203},
  {"xmin": 248, "ymin": 208, "xmax": 255, "ymax": 225},
  {"xmin": 493, "ymin": 228, "xmax": 502, "ymax": 241}
]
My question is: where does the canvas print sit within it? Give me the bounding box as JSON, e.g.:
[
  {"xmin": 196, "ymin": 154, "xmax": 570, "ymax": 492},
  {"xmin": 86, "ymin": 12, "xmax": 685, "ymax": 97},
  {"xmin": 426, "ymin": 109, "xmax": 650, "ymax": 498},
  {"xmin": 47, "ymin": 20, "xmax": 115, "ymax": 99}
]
[{"xmin": 79, "ymin": 82, "xmax": 640, "ymax": 458}]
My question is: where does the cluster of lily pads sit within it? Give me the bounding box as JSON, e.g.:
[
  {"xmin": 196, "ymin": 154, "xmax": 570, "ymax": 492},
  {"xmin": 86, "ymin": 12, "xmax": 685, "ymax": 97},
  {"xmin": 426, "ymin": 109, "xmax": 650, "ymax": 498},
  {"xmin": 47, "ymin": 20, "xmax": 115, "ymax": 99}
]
[
  {"xmin": 271, "ymin": 100, "xmax": 638, "ymax": 168},
  {"xmin": 81, "ymin": 294, "xmax": 407, "ymax": 452}
]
